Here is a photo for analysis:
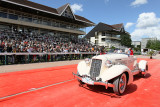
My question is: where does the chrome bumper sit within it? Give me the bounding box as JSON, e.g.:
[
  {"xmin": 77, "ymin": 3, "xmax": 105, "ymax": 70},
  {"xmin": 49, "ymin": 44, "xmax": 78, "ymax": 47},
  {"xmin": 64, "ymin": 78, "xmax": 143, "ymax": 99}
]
[{"xmin": 72, "ymin": 72, "xmax": 114, "ymax": 89}]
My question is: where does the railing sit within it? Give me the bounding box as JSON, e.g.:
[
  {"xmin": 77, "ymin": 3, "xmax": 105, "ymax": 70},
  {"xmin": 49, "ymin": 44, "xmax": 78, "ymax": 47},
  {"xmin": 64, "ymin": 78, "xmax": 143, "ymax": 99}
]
[
  {"xmin": 0, "ymin": 52, "xmax": 99, "ymax": 66},
  {"xmin": 106, "ymin": 36, "xmax": 121, "ymax": 40}
]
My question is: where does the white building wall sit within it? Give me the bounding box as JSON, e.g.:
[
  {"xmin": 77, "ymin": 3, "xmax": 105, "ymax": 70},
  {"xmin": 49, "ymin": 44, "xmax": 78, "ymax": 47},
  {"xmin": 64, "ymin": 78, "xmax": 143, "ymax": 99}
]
[
  {"xmin": 90, "ymin": 37, "xmax": 95, "ymax": 44},
  {"xmin": 132, "ymin": 41, "xmax": 141, "ymax": 47},
  {"xmin": 89, "ymin": 32, "xmax": 121, "ymax": 48},
  {"xmin": 141, "ymin": 38, "xmax": 156, "ymax": 49}
]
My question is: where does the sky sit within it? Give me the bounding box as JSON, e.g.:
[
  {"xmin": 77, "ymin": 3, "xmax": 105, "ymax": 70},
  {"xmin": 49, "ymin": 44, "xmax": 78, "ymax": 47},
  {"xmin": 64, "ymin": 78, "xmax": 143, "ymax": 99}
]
[{"xmin": 29, "ymin": 0, "xmax": 160, "ymax": 41}]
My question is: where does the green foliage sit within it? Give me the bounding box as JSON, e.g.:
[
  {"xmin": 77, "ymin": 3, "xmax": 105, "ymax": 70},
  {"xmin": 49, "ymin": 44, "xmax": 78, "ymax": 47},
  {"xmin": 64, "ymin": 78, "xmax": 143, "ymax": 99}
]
[
  {"xmin": 111, "ymin": 46, "xmax": 116, "ymax": 50},
  {"xmin": 146, "ymin": 39, "xmax": 160, "ymax": 50},
  {"xmin": 133, "ymin": 45, "xmax": 141, "ymax": 52},
  {"xmin": 146, "ymin": 40, "xmax": 151, "ymax": 48},
  {"xmin": 149, "ymin": 50, "xmax": 154, "ymax": 56},
  {"xmin": 120, "ymin": 33, "xmax": 132, "ymax": 47}
]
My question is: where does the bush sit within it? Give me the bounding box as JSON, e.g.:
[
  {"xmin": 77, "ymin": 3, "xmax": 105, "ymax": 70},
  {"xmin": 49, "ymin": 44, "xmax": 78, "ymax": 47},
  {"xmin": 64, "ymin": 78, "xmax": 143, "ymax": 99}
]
[{"xmin": 149, "ymin": 51, "xmax": 154, "ymax": 56}]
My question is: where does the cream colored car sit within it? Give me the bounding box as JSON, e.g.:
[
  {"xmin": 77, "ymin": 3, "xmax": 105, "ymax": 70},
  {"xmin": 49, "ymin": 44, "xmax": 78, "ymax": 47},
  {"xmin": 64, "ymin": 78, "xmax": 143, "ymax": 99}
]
[{"xmin": 73, "ymin": 54, "xmax": 148, "ymax": 95}]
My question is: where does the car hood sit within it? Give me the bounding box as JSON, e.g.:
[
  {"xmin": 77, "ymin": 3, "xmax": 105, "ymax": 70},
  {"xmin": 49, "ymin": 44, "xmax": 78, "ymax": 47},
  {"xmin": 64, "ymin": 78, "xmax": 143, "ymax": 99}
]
[{"xmin": 92, "ymin": 54, "xmax": 129, "ymax": 60}]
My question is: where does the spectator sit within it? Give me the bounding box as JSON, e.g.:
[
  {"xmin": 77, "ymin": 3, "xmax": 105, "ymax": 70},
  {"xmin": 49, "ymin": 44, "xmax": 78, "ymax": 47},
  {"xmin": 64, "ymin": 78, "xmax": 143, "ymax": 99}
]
[
  {"xmin": 0, "ymin": 29, "xmax": 100, "ymax": 53},
  {"xmin": 130, "ymin": 48, "xmax": 134, "ymax": 55},
  {"xmin": 126, "ymin": 48, "xmax": 131, "ymax": 56}
]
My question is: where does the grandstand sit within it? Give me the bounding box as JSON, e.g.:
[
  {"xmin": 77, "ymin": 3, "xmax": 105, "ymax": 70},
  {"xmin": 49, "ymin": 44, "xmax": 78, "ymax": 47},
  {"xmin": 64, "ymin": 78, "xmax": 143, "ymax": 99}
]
[
  {"xmin": 0, "ymin": 0, "xmax": 96, "ymax": 53},
  {"xmin": 0, "ymin": 0, "xmax": 100, "ymax": 65}
]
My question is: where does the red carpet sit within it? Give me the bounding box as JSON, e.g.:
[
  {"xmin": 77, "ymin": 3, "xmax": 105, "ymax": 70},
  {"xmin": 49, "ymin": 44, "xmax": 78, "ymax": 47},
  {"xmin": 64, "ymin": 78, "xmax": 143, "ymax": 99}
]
[
  {"xmin": 0, "ymin": 58, "xmax": 160, "ymax": 107},
  {"xmin": 0, "ymin": 64, "xmax": 77, "ymax": 98}
]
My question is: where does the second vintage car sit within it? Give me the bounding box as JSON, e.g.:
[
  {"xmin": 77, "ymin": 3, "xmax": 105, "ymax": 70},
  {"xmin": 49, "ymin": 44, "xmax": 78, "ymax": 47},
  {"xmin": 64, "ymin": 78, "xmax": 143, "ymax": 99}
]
[{"xmin": 73, "ymin": 53, "xmax": 148, "ymax": 95}]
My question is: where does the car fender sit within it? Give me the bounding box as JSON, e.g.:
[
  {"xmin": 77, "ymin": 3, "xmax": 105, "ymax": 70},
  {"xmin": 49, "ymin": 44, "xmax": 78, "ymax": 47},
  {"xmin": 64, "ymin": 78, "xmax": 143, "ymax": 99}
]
[
  {"xmin": 139, "ymin": 60, "xmax": 148, "ymax": 71},
  {"xmin": 77, "ymin": 61, "xmax": 90, "ymax": 76},
  {"xmin": 100, "ymin": 65, "xmax": 133, "ymax": 85}
]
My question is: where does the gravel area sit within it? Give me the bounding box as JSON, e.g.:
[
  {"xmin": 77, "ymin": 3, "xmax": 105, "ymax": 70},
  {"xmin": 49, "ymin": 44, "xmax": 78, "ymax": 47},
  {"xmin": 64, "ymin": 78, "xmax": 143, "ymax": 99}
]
[
  {"xmin": 0, "ymin": 60, "xmax": 82, "ymax": 73},
  {"xmin": 0, "ymin": 54, "xmax": 160, "ymax": 73},
  {"xmin": 136, "ymin": 54, "xmax": 160, "ymax": 59}
]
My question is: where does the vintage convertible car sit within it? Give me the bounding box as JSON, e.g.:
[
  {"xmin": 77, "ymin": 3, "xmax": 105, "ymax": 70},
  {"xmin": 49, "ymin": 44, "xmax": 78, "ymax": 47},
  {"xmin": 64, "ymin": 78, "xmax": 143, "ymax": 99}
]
[{"xmin": 73, "ymin": 54, "xmax": 148, "ymax": 95}]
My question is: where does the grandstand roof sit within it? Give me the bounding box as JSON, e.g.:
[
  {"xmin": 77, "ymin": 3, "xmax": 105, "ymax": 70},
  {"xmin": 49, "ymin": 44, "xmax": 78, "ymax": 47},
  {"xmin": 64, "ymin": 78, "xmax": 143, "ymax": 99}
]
[
  {"xmin": 1, "ymin": 0, "xmax": 95, "ymax": 26},
  {"xmin": 85, "ymin": 22, "xmax": 126, "ymax": 38}
]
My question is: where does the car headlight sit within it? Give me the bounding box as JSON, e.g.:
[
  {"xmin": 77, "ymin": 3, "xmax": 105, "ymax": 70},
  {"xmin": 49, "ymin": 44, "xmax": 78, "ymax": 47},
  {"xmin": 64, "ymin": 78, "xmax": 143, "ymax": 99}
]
[
  {"xmin": 85, "ymin": 58, "xmax": 91, "ymax": 64},
  {"xmin": 105, "ymin": 60, "xmax": 112, "ymax": 67}
]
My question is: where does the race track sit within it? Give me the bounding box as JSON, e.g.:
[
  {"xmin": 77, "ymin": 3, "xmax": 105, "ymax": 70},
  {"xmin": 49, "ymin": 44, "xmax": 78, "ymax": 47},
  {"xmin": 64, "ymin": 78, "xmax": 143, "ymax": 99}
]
[{"xmin": 0, "ymin": 58, "xmax": 160, "ymax": 107}]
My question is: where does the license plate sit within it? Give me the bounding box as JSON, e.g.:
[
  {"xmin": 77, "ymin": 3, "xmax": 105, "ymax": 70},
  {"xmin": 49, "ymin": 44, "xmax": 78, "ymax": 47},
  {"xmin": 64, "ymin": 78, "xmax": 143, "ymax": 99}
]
[{"xmin": 82, "ymin": 77, "xmax": 94, "ymax": 85}]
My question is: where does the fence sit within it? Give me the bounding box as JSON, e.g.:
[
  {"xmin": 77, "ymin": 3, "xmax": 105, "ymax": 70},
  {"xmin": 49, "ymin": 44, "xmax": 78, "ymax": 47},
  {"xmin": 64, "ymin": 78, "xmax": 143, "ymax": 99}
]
[{"xmin": 0, "ymin": 52, "xmax": 99, "ymax": 66}]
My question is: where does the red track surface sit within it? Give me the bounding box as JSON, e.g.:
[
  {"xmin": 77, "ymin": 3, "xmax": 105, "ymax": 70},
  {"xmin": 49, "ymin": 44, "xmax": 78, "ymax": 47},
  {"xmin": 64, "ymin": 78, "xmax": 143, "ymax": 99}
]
[{"xmin": 0, "ymin": 58, "xmax": 160, "ymax": 107}]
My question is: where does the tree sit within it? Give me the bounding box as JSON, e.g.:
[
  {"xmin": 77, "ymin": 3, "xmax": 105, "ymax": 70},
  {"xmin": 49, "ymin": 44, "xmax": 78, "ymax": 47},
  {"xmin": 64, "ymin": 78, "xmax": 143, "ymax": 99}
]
[
  {"xmin": 146, "ymin": 39, "xmax": 160, "ymax": 50},
  {"xmin": 133, "ymin": 45, "xmax": 141, "ymax": 52},
  {"xmin": 146, "ymin": 40, "xmax": 151, "ymax": 49},
  {"xmin": 120, "ymin": 33, "xmax": 132, "ymax": 47}
]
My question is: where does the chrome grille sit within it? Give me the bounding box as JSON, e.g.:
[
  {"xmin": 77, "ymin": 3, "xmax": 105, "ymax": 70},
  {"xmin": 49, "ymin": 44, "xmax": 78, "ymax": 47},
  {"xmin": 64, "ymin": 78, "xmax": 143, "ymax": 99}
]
[{"xmin": 90, "ymin": 59, "xmax": 102, "ymax": 78}]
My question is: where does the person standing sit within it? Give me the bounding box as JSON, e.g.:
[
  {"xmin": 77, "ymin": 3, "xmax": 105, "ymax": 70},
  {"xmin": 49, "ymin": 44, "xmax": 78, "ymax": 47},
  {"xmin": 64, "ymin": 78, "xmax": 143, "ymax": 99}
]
[
  {"xmin": 130, "ymin": 48, "xmax": 134, "ymax": 55},
  {"xmin": 126, "ymin": 48, "xmax": 131, "ymax": 56}
]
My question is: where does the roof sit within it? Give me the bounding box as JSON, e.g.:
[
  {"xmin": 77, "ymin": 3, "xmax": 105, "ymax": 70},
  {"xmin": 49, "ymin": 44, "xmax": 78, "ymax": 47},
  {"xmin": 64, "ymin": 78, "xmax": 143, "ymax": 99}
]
[
  {"xmin": 85, "ymin": 22, "xmax": 125, "ymax": 38},
  {"xmin": 1, "ymin": 0, "xmax": 95, "ymax": 26},
  {"xmin": 111, "ymin": 23, "xmax": 123, "ymax": 31},
  {"xmin": 57, "ymin": 3, "xmax": 69, "ymax": 14}
]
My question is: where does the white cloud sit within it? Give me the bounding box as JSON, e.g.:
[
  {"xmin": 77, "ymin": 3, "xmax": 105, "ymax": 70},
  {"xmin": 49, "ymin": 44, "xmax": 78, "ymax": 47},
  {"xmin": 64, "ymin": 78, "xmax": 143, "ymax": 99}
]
[
  {"xmin": 104, "ymin": 0, "xmax": 109, "ymax": 4},
  {"xmin": 136, "ymin": 12, "xmax": 160, "ymax": 28},
  {"xmin": 131, "ymin": 27, "xmax": 160, "ymax": 41},
  {"xmin": 131, "ymin": 0, "xmax": 148, "ymax": 7},
  {"xmin": 71, "ymin": 4, "xmax": 83, "ymax": 13},
  {"xmin": 131, "ymin": 12, "xmax": 160, "ymax": 41},
  {"xmin": 125, "ymin": 22, "xmax": 134, "ymax": 29}
]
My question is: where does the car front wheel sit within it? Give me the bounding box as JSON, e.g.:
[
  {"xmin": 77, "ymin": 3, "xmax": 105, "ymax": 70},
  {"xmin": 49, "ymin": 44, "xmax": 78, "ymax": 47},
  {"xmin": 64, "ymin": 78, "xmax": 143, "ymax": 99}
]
[{"xmin": 113, "ymin": 73, "xmax": 127, "ymax": 95}]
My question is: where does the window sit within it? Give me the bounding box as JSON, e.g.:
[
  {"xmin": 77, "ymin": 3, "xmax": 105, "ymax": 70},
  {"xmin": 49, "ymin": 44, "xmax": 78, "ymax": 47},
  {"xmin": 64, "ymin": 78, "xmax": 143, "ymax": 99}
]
[
  {"xmin": 102, "ymin": 32, "xmax": 105, "ymax": 36},
  {"xmin": 116, "ymin": 35, "xmax": 120, "ymax": 38},
  {"xmin": 101, "ymin": 38, "xmax": 105, "ymax": 42},
  {"xmin": 8, "ymin": 14, "xmax": 18, "ymax": 20},
  {"xmin": 33, "ymin": 18, "xmax": 39, "ymax": 24},
  {"xmin": 21, "ymin": 16, "xmax": 32, "ymax": 22},
  {"xmin": 60, "ymin": 23, "xmax": 67, "ymax": 28},
  {"xmin": 0, "ymin": 12, "xmax": 7, "ymax": 18},
  {"xmin": 53, "ymin": 22, "xmax": 59, "ymax": 27},
  {"xmin": 42, "ymin": 20, "xmax": 51, "ymax": 26},
  {"xmin": 95, "ymin": 40, "xmax": 98, "ymax": 44},
  {"xmin": 95, "ymin": 35, "xmax": 98, "ymax": 39}
]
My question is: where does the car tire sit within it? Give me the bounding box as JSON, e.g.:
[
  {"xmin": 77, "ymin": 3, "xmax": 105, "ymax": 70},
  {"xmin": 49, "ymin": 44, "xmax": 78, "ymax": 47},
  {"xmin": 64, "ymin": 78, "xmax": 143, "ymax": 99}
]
[{"xmin": 113, "ymin": 73, "xmax": 127, "ymax": 95}]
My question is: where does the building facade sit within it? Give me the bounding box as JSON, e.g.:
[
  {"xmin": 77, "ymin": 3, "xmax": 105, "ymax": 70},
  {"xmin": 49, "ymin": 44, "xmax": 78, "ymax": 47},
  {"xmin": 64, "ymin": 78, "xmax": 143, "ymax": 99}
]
[
  {"xmin": 141, "ymin": 38, "xmax": 157, "ymax": 52},
  {"xmin": 90, "ymin": 32, "xmax": 121, "ymax": 48},
  {"xmin": 132, "ymin": 41, "xmax": 141, "ymax": 48},
  {"xmin": 86, "ymin": 23, "xmax": 127, "ymax": 48},
  {"xmin": 0, "ymin": 0, "xmax": 94, "ymax": 39},
  {"xmin": 85, "ymin": 22, "xmax": 127, "ymax": 48}
]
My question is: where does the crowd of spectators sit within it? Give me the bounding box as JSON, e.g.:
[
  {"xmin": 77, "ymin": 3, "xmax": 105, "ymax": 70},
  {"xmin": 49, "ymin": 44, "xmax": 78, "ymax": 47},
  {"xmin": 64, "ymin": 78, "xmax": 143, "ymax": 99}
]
[{"xmin": 0, "ymin": 29, "xmax": 100, "ymax": 53}]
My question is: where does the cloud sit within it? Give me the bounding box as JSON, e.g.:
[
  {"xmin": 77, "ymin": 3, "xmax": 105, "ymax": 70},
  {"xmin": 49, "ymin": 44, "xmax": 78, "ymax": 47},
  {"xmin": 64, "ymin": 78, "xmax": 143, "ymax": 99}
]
[
  {"xmin": 131, "ymin": 27, "xmax": 160, "ymax": 40},
  {"xmin": 136, "ymin": 12, "xmax": 160, "ymax": 28},
  {"xmin": 131, "ymin": 0, "xmax": 148, "ymax": 7},
  {"xmin": 131, "ymin": 12, "xmax": 160, "ymax": 41},
  {"xmin": 71, "ymin": 4, "xmax": 83, "ymax": 13},
  {"xmin": 104, "ymin": 0, "xmax": 109, "ymax": 4},
  {"xmin": 125, "ymin": 22, "xmax": 135, "ymax": 29}
]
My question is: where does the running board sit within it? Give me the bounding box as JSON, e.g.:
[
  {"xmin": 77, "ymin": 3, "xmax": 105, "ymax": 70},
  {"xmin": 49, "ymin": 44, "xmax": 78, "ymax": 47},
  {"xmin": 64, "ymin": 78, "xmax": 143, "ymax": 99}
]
[{"xmin": 132, "ymin": 70, "xmax": 140, "ymax": 75}]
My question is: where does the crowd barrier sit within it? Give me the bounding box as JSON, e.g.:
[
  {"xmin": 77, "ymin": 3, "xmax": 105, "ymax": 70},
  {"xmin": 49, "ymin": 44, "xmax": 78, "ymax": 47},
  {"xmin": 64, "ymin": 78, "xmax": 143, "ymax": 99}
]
[{"xmin": 0, "ymin": 52, "xmax": 99, "ymax": 65}]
